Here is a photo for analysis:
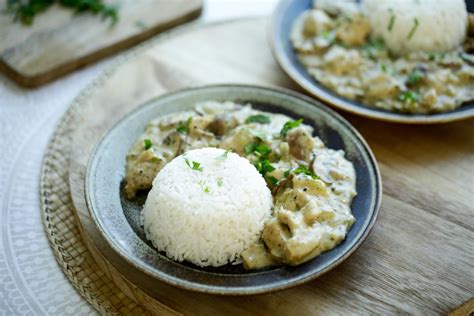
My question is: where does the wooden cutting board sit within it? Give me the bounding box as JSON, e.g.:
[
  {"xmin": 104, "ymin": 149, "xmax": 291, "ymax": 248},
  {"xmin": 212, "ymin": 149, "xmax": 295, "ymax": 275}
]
[
  {"xmin": 67, "ymin": 18, "xmax": 474, "ymax": 315},
  {"xmin": 0, "ymin": 0, "xmax": 202, "ymax": 87}
]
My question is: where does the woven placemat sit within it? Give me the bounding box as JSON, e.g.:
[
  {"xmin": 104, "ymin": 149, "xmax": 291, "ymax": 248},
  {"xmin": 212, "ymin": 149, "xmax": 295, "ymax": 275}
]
[
  {"xmin": 37, "ymin": 20, "xmax": 178, "ymax": 314},
  {"xmin": 39, "ymin": 79, "xmax": 149, "ymax": 315}
]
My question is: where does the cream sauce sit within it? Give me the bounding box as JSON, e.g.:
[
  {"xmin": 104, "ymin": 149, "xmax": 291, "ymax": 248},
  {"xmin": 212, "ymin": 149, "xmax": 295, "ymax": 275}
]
[{"xmin": 124, "ymin": 102, "xmax": 356, "ymax": 269}]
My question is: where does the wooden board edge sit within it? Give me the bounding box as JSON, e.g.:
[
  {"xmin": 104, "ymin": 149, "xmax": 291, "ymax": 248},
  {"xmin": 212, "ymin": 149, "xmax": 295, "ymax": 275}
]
[{"xmin": 0, "ymin": 2, "xmax": 203, "ymax": 88}]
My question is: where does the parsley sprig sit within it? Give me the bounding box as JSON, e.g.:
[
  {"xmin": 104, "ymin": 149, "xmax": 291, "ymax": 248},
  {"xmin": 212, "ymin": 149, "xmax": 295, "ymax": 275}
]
[
  {"xmin": 176, "ymin": 117, "xmax": 192, "ymax": 134},
  {"xmin": 216, "ymin": 149, "xmax": 232, "ymax": 160},
  {"xmin": 280, "ymin": 119, "xmax": 303, "ymax": 137},
  {"xmin": 144, "ymin": 139, "xmax": 152, "ymax": 150},
  {"xmin": 245, "ymin": 114, "xmax": 271, "ymax": 124},
  {"xmin": 184, "ymin": 157, "xmax": 203, "ymax": 171},
  {"xmin": 6, "ymin": 0, "xmax": 118, "ymax": 26}
]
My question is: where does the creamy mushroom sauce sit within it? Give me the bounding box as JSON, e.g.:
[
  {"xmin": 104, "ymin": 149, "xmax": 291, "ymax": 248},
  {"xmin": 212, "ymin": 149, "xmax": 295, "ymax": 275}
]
[
  {"xmin": 124, "ymin": 102, "xmax": 356, "ymax": 269},
  {"xmin": 291, "ymin": 3, "xmax": 474, "ymax": 114}
]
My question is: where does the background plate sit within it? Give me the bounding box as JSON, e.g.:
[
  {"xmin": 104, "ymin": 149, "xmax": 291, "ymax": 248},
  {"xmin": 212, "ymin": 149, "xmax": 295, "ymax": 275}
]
[{"xmin": 270, "ymin": 0, "xmax": 474, "ymax": 123}]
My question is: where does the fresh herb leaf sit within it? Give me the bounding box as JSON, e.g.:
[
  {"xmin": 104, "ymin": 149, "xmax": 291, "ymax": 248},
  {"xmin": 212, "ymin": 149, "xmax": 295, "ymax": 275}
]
[
  {"xmin": 216, "ymin": 149, "xmax": 232, "ymax": 160},
  {"xmin": 280, "ymin": 119, "xmax": 303, "ymax": 137},
  {"xmin": 245, "ymin": 114, "xmax": 271, "ymax": 124},
  {"xmin": 244, "ymin": 141, "xmax": 272, "ymax": 157},
  {"xmin": 6, "ymin": 0, "xmax": 119, "ymax": 26},
  {"xmin": 176, "ymin": 117, "xmax": 191, "ymax": 134},
  {"xmin": 184, "ymin": 157, "xmax": 203, "ymax": 171},
  {"xmin": 407, "ymin": 17, "xmax": 419, "ymax": 40},
  {"xmin": 406, "ymin": 69, "xmax": 424, "ymax": 85},
  {"xmin": 399, "ymin": 91, "xmax": 421, "ymax": 103},
  {"xmin": 362, "ymin": 38, "xmax": 385, "ymax": 60},
  {"xmin": 254, "ymin": 159, "xmax": 275, "ymax": 177},
  {"xmin": 266, "ymin": 176, "xmax": 279, "ymax": 186},
  {"xmin": 244, "ymin": 142, "xmax": 258, "ymax": 155},
  {"xmin": 283, "ymin": 169, "xmax": 292, "ymax": 178},
  {"xmin": 144, "ymin": 139, "xmax": 152, "ymax": 150},
  {"xmin": 204, "ymin": 186, "xmax": 210, "ymax": 193},
  {"xmin": 255, "ymin": 144, "xmax": 272, "ymax": 157},
  {"xmin": 387, "ymin": 10, "xmax": 396, "ymax": 31},
  {"xmin": 293, "ymin": 165, "xmax": 320, "ymax": 179}
]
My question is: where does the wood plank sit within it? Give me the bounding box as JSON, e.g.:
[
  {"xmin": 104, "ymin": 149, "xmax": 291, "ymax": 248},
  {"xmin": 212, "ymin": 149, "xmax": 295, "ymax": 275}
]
[
  {"xmin": 0, "ymin": 0, "xmax": 202, "ymax": 87},
  {"xmin": 66, "ymin": 18, "xmax": 474, "ymax": 314}
]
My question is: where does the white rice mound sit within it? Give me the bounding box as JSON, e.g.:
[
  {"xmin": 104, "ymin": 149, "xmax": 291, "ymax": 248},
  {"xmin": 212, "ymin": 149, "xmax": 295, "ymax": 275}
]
[
  {"xmin": 363, "ymin": 0, "xmax": 468, "ymax": 55},
  {"xmin": 142, "ymin": 147, "xmax": 272, "ymax": 267}
]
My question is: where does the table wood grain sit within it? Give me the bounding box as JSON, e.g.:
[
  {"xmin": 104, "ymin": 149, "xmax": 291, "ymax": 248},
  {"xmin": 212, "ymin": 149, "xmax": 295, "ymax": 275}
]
[
  {"xmin": 0, "ymin": 0, "xmax": 202, "ymax": 87},
  {"xmin": 68, "ymin": 18, "xmax": 474, "ymax": 315}
]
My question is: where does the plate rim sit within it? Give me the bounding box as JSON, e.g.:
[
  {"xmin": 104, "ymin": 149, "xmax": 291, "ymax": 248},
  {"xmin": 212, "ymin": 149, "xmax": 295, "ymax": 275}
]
[
  {"xmin": 269, "ymin": 0, "xmax": 474, "ymax": 124},
  {"xmin": 85, "ymin": 83, "xmax": 382, "ymax": 295}
]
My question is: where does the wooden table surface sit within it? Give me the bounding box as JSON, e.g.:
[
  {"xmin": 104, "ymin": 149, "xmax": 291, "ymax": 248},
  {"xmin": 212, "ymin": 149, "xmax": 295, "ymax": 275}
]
[{"xmin": 68, "ymin": 18, "xmax": 474, "ymax": 315}]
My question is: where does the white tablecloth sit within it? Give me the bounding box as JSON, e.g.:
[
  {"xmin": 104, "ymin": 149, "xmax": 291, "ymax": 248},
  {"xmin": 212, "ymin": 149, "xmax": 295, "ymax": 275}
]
[{"xmin": 0, "ymin": 1, "xmax": 276, "ymax": 314}]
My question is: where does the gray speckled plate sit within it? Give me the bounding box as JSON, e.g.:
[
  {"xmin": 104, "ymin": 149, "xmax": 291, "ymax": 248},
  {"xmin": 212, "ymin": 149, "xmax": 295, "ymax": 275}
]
[
  {"xmin": 270, "ymin": 0, "xmax": 474, "ymax": 124},
  {"xmin": 85, "ymin": 84, "xmax": 382, "ymax": 295}
]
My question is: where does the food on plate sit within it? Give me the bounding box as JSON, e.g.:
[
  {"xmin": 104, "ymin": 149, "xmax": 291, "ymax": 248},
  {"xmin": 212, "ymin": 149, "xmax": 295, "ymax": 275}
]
[
  {"xmin": 291, "ymin": 0, "xmax": 474, "ymax": 114},
  {"xmin": 142, "ymin": 148, "xmax": 272, "ymax": 267},
  {"xmin": 125, "ymin": 101, "xmax": 356, "ymax": 269}
]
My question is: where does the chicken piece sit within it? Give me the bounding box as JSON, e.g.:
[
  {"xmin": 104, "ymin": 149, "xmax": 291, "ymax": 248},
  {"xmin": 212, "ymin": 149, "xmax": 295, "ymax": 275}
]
[
  {"xmin": 124, "ymin": 149, "xmax": 166, "ymax": 199},
  {"xmin": 302, "ymin": 9, "xmax": 333, "ymax": 38},
  {"xmin": 241, "ymin": 243, "xmax": 281, "ymax": 270},
  {"xmin": 219, "ymin": 127, "xmax": 253, "ymax": 154},
  {"xmin": 162, "ymin": 131, "xmax": 185, "ymax": 158},
  {"xmin": 336, "ymin": 13, "xmax": 370, "ymax": 47},
  {"xmin": 286, "ymin": 127, "xmax": 315, "ymax": 161},
  {"xmin": 362, "ymin": 71, "xmax": 400, "ymax": 100},
  {"xmin": 262, "ymin": 207, "xmax": 325, "ymax": 265},
  {"xmin": 293, "ymin": 175, "xmax": 329, "ymax": 198},
  {"xmin": 322, "ymin": 46, "xmax": 362, "ymax": 75},
  {"xmin": 188, "ymin": 116, "xmax": 214, "ymax": 138},
  {"xmin": 420, "ymin": 88, "xmax": 438, "ymax": 108},
  {"xmin": 291, "ymin": 9, "xmax": 333, "ymax": 53},
  {"xmin": 302, "ymin": 199, "xmax": 335, "ymax": 225},
  {"xmin": 262, "ymin": 217, "xmax": 291, "ymax": 259}
]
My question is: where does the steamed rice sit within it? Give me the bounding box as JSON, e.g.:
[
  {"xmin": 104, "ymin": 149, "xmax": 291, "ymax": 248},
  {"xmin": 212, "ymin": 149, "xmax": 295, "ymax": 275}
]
[
  {"xmin": 363, "ymin": 0, "xmax": 468, "ymax": 55},
  {"xmin": 142, "ymin": 147, "xmax": 272, "ymax": 267}
]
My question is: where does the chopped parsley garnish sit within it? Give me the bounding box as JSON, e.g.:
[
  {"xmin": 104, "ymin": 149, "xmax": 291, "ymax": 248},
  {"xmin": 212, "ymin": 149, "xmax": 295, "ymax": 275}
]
[
  {"xmin": 176, "ymin": 117, "xmax": 192, "ymax": 134},
  {"xmin": 280, "ymin": 119, "xmax": 303, "ymax": 137},
  {"xmin": 184, "ymin": 157, "xmax": 203, "ymax": 171},
  {"xmin": 266, "ymin": 176, "xmax": 279, "ymax": 186},
  {"xmin": 407, "ymin": 69, "xmax": 424, "ymax": 85},
  {"xmin": 362, "ymin": 38, "xmax": 385, "ymax": 59},
  {"xmin": 254, "ymin": 159, "xmax": 275, "ymax": 177},
  {"xmin": 399, "ymin": 91, "xmax": 421, "ymax": 103},
  {"xmin": 217, "ymin": 178, "xmax": 224, "ymax": 187},
  {"xmin": 244, "ymin": 142, "xmax": 258, "ymax": 155},
  {"xmin": 245, "ymin": 114, "xmax": 271, "ymax": 124},
  {"xmin": 217, "ymin": 149, "xmax": 232, "ymax": 160},
  {"xmin": 407, "ymin": 17, "xmax": 419, "ymax": 40},
  {"xmin": 204, "ymin": 187, "xmax": 210, "ymax": 193},
  {"xmin": 293, "ymin": 165, "xmax": 320, "ymax": 179},
  {"xmin": 144, "ymin": 139, "xmax": 152, "ymax": 150},
  {"xmin": 387, "ymin": 10, "xmax": 396, "ymax": 31},
  {"xmin": 245, "ymin": 141, "xmax": 272, "ymax": 157}
]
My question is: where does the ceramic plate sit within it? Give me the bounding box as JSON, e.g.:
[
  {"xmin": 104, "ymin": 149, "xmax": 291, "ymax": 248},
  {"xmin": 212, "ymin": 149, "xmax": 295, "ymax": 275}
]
[
  {"xmin": 270, "ymin": 0, "xmax": 474, "ymax": 124},
  {"xmin": 85, "ymin": 84, "xmax": 381, "ymax": 295}
]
